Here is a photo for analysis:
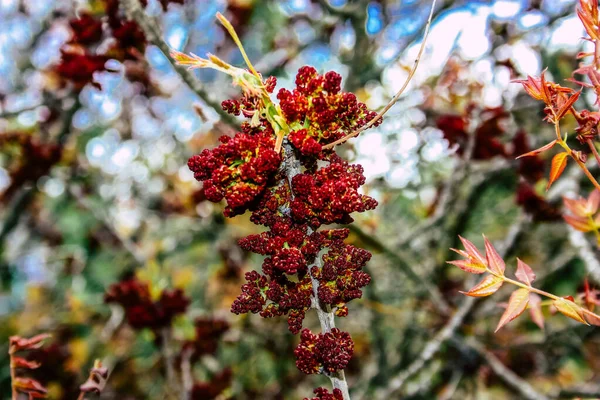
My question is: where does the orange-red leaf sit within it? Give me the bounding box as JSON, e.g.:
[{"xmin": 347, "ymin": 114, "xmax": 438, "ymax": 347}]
[
  {"xmin": 529, "ymin": 293, "xmax": 545, "ymax": 330},
  {"xmin": 555, "ymin": 91, "xmax": 581, "ymax": 120},
  {"xmin": 553, "ymin": 297, "xmax": 588, "ymax": 324},
  {"xmin": 458, "ymin": 236, "xmax": 487, "ymax": 266},
  {"xmin": 547, "ymin": 152, "xmax": 568, "ymax": 191},
  {"xmin": 9, "ymin": 334, "xmax": 51, "ymax": 352},
  {"xmin": 11, "ymin": 357, "xmax": 40, "ymax": 369},
  {"xmin": 515, "ymin": 258, "xmax": 536, "ymax": 286},
  {"xmin": 447, "ymin": 259, "xmax": 487, "ymax": 274},
  {"xmin": 13, "ymin": 377, "xmax": 47, "ymax": 394},
  {"xmin": 483, "ymin": 236, "xmax": 505, "ymax": 276},
  {"xmin": 495, "ymin": 288, "xmax": 530, "ymax": 332},
  {"xmin": 563, "ymin": 214, "xmax": 594, "ymax": 232},
  {"xmin": 460, "ymin": 275, "xmax": 503, "ymax": 297},
  {"xmin": 582, "ymin": 309, "xmax": 600, "ymax": 326},
  {"xmin": 515, "ymin": 139, "xmax": 556, "ymax": 159}
]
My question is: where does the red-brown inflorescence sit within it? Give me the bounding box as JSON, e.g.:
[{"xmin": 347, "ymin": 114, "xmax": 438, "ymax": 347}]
[
  {"xmin": 104, "ymin": 278, "xmax": 190, "ymax": 331},
  {"xmin": 186, "ymin": 65, "xmax": 378, "ymax": 391},
  {"xmin": 277, "ymin": 66, "xmax": 379, "ymax": 156},
  {"xmin": 305, "ymin": 387, "xmax": 344, "ymax": 400},
  {"xmin": 294, "ymin": 328, "xmax": 354, "ymax": 375}
]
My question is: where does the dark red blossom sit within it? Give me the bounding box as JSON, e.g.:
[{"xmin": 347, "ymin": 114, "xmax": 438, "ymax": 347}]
[
  {"xmin": 516, "ymin": 182, "xmax": 561, "ymax": 222},
  {"xmin": 305, "ymin": 387, "xmax": 344, "ymax": 400},
  {"xmin": 104, "ymin": 278, "xmax": 190, "ymax": 330},
  {"xmin": 68, "ymin": 13, "xmax": 103, "ymax": 44},
  {"xmin": 56, "ymin": 51, "xmax": 109, "ymax": 88},
  {"xmin": 187, "ymin": 129, "xmax": 281, "ymax": 217},
  {"xmin": 290, "ymin": 157, "xmax": 377, "ymax": 228},
  {"xmin": 295, "ymin": 328, "xmax": 354, "ymax": 374},
  {"xmin": 313, "ymin": 242, "xmax": 372, "ymax": 310},
  {"xmin": 277, "ymin": 66, "xmax": 379, "ymax": 155},
  {"xmin": 437, "ymin": 107, "xmax": 509, "ymax": 160}
]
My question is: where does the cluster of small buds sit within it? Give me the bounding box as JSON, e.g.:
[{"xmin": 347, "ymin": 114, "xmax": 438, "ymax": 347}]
[
  {"xmin": 290, "ymin": 155, "xmax": 378, "ymax": 228},
  {"xmin": 230, "ymin": 269, "xmax": 313, "ymax": 333},
  {"xmin": 277, "ymin": 66, "xmax": 379, "ymax": 156},
  {"xmin": 294, "ymin": 328, "xmax": 354, "ymax": 375},
  {"xmin": 57, "ymin": 0, "xmax": 151, "ymax": 90},
  {"xmin": 304, "ymin": 387, "xmax": 344, "ymax": 400},
  {"xmin": 314, "ymin": 242, "xmax": 372, "ymax": 313},
  {"xmin": 104, "ymin": 278, "xmax": 190, "ymax": 331},
  {"xmin": 184, "ymin": 62, "xmax": 379, "ymax": 392},
  {"xmin": 187, "ymin": 127, "xmax": 281, "ymax": 217}
]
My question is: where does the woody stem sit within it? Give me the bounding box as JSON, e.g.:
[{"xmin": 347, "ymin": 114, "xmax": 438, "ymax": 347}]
[
  {"xmin": 586, "ymin": 139, "xmax": 600, "ymax": 168},
  {"xmin": 554, "ymin": 123, "xmax": 600, "ymax": 191},
  {"xmin": 9, "ymin": 351, "xmax": 17, "ymax": 400}
]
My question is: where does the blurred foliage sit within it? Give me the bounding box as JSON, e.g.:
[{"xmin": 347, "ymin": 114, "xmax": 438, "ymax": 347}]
[{"xmin": 0, "ymin": 0, "xmax": 599, "ymax": 399}]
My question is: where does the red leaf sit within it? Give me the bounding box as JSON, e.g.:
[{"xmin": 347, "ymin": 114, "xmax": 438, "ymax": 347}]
[
  {"xmin": 11, "ymin": 357, "xmax": 40, "ymax": 370},
  {"xmin": 563, "ymin": 214, "xmax": 594, "ymax": 232},
  {"xmin": 529, "ymin": 293, "xmax": 545, "ymax": 330},
  {"xmin": 547, "ymin": 152, "xmax": 568, "ymax": 191},
  {"xmin": 460, "ymin": 275, "xmax": 503, "ymax": 297},
  {"xmin": 515, "ymin": 139, "xmax": 556, "ymax": 159},
  {"xmin": 9, "ymin": 334, "xmax": 51, "ymax": 352},
  {"xmin": 515, "ymin": 258, "xmax": 536, "ymax": 286},
  {"xmin": 483, "ymin": 236, "xmax": 505, "ymax": 276},
  {"xmin": 555, "ymin": 91, "xmax": 581, "ymax": 120},
  {"xmin": 447, "ymin": 259, "xmax": 487, "ymax": 274},
  {"xmin": 13, "ymin": 378, "xmax": 47, "ymax": 394},
  {"xmin": 582, "ymin": 309, "xmax": 600, "ymax": 326},
  {"xmin": 587, "ymin": 190, "xmax": 600, "ymax": 214},
  {"xmin": 458, "ymin": 236, "xmax": 487, "ymax": 266},
  {"xmin": 495, "ymin": 288, "xmax": 530, "ymax": 332},
  {"xmin": 553, "ymin": 297, "xmax": 587, "ymax": 324}
]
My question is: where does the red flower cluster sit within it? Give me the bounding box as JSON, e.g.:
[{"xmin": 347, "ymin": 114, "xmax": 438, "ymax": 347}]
[
  {"xmin": 290, "ymin": 156, "xmax": 377, "ymax": 228},
  {"xmin": 188, "ymin": 66, "xmax": 377, "ymax": 386},
  {"xmin": 314, "ymin": 242, "xmax": 371, "ymax": 314},
  {"xmin": 57, "ymin": 1, "xmax": 149, "ymax": 89},
  {"xmin": 277, "ymin": 66, "xmax": 379, "ymax": 156},
  {"xmin": 104, "ymin": 278, "xmax": 190, "ymax": 330},
  {"xmin": 304, "ymin": 387, "xmax": 344, "ymax": 400},
  {"xmin": 187, "ymin": 127, "xmax": 281, "ymax": 217},
  {"xmin": 294, "ymin": 328, "xmax": 354, "ymax": 375}
]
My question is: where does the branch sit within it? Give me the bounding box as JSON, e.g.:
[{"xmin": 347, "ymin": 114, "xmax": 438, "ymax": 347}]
[
  {"xmin": 464, "ymin": 338, "xmax": 550, "ymax": 400},
  {"xmin": 120, "ymin": 0, "xmax": 239, "ymax": 127},
  {"xmin": 379, "ymin": 223, "xmax": 525, "ymax": 397},
  {"xmin": 348, "ymin": 223, "xmax": 451, "ymax": 315},
  {"xmin": 322, "ymin": 0, "xmax": 438, "ymax": 149},
  {"xmin": 567, "ymin": 226, "xmax": 600, "ymax": 285},
  {"xmin": 376, "ymin": 296, "xmax": 474, "ymax": 398}
]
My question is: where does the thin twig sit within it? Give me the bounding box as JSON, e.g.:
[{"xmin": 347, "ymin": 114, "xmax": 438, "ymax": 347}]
[
  {"xmin": 348, "ymin": 223, "xmax": 451, "ymax": 315},
  {"xmin": 379, "ymin": 224, "xmax": 525, "ymax": 397},
  {"xmin": 566, "ymin": 225, "xmax": 600, "ymax": 284},
  {"xmin": 120, "ymin": 0, "xmax": 239, "ymax": 127},
  {"xmin": 376, "ymin": 296, "xmax": 474, "ymax": 398},
  {"xmin": 465, "ymin": 338, "xmax": 550, "ymax": 400},
  {"xmin": 322, "ymin": 0, "xmax": 438, "ymax": 149}
]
